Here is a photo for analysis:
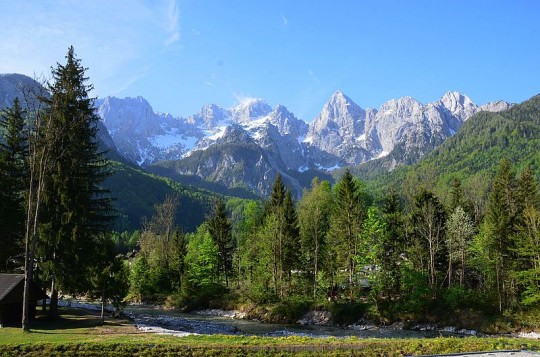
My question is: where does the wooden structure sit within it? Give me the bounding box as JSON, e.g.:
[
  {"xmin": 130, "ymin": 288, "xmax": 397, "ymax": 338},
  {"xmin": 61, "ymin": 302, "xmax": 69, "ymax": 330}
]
[{"xmin": 0, "ymin": 274, "xmax": 48, "ymax": 327}]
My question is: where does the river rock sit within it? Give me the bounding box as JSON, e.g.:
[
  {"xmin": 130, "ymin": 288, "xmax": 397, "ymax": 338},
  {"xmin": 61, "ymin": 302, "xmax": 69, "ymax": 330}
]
[
  {"xmin": 195, "ymin": 309, "xmax": 247, "ymax": 319},
  {"xmin": 297, "ymin": 310, "xmax": 333, "ymax": 325}
]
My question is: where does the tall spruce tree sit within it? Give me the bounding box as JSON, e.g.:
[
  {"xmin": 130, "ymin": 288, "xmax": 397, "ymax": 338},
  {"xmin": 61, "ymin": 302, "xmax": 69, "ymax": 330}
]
[
  {"xmin": 37, "ymin": 47, "xmax": 114, "ymax": 317},
  {"xmin": 207, "ymin": 198, "xmax": 234, "ymax": 287},
  {"xmin": 0, "ymin": 98, "xmax": 27, "ymax": 272},
  {"xmin": 380, "ymin": 188, "xmax": 406, "ymax": 298},
  {"xmin": 474, "ymin": 159, "xmax": 518, "ymax": 313},
  {"xmin": 282, "ymin": 189, "xmax": 300, "ymax": 293},
  {"xmin": 328, "ymin": 169, "xmax": 367, "ymax": 286}
]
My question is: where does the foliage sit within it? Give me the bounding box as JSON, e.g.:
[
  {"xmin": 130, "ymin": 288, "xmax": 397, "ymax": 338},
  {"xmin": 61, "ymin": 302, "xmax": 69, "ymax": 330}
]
[
  {"xmin": 0, "ymin": 98, "xmax": 27, "ymax": 272},
  {"xmin": 207, "ymin": 198, "xmax": 234, "ymax": 286}
]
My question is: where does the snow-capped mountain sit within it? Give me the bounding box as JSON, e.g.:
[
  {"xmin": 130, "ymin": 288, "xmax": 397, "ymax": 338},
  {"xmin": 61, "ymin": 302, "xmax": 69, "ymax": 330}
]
[
  {"xmin": 96, "ymin": 91, "xmax": 512, "ymax": 195},
  {"xmin": 96, "ymin": 96, "xmax": 198, "ymax": 165}
]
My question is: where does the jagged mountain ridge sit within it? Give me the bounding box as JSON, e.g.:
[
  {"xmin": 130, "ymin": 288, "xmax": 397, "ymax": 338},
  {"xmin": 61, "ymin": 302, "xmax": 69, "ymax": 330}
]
[
  {"xmin": 98, "ymin": 91, "xmax": 511, "ymax": 170},
  {"xmin": 96, "ymin": 90, "xmax": 512, "ymax": 195}
]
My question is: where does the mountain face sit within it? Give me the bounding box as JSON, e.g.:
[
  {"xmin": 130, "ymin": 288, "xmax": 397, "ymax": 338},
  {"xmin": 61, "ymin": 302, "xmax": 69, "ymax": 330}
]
[
  {"xmin": 0, "ymin": 73, "xmax": 43, "ymax": 109},
  {"xmin": 95, "ymin": 90, "xmax": 512, "ymax": 196},
  {"xmin": 358, "ymin": 93, "xmax": 540, "ymax": 197}
]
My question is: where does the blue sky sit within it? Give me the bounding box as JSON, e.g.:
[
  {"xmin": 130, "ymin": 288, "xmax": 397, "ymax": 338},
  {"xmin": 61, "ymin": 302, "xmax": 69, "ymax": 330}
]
[{"xmin": 1, "ymin": 1, "xmax": 539, "ymax": 121}]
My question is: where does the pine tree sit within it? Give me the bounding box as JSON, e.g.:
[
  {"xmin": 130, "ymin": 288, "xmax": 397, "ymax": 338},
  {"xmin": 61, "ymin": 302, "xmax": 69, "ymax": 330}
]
[
  {"xmin": 0, "ymin": 98, "xmax": 27, "ymax": 272},
  {"xmin": 474, "ymin": 159, "xmax": 518, "ymax": 312},
  {"xmin": 207, "ymin": 198, "xmax": 234, "ymax": 286},
  {"xmin": 282, "ymin": 189, "xmax": 300, "ymax": 294},
  {"xmin": 449, "ymin": 178, "xmax": 464, "ymax": 212},
  {"xmin": 264, "ymin": 174, "xmax": 287, "ymax": 296},
  {"xmin": 380, "ymin": 188, "xmax": 406, "ymax": 298},
  {"xmin": 328, "ymin": 169, "xmax": 367, "ymax": 286},
  {"xmin": 37, "ymin": 46, "xmax": 114, "ymax": 317}
]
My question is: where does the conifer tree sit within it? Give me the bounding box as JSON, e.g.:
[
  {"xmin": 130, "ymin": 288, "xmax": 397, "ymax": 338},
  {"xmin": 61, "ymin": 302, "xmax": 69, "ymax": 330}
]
[
  {"xmin": 380, "ymin": 188, "xmax": 406, "ymax": 297},
  {"xmin": 282, "ymin": 189, "xmax": 300, "ymax": 292},
  {"xmin": 0, "ymin": 98, "xmax": 27, "ymax": 272},
  {"xmin": 207, "ymin": 198, "xmax": 234, "ymax": 286},
  {"xmin": 37, "ymin": 46, "xmax": 114, "ymax": 317},
  {"xmin": 329, "ymin": 169, "xmax": 367, "ymax": 285},
  {"xmin": 474, "ymin": 159, "xmax": 518, "ymax": 312}
]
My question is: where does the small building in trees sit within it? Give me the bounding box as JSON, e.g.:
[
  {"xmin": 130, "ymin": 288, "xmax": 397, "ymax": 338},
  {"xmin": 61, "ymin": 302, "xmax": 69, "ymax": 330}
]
[{"xmin": 0, "ymin": 274, "xmax": 48, "ymax": 327}]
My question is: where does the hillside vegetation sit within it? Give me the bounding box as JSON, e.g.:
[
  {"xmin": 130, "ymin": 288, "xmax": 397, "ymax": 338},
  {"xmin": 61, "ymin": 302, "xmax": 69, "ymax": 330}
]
[{"xmin": 354, "ymin": 94, "xmax": 540, "ymax": 196}]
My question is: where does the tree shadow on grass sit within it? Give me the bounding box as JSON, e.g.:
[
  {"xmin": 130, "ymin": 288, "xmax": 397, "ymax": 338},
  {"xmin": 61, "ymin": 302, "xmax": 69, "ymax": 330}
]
[{"xmin": 28, "ymin": 307, "xmax": 142, "ymax": 335}]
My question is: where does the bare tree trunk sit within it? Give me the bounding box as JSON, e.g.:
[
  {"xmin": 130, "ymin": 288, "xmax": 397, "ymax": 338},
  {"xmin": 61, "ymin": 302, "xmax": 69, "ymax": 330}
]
[
  {"xmin": 21, "ymin": 80, "xmax": 52, "ymax": 331},
  {"xmin": 101, "ymin": 283, "xmax": 106, "ymax": 324},
  {"xmin": 50, "ymin": 276, "xmax": 58, "ymax": 318}
]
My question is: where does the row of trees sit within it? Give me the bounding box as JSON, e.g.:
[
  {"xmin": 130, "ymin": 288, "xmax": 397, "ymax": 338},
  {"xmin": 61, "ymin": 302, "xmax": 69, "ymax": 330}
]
[
  {"xmin": 0, "ymin": 47, "xmax": 127, "ymax": 329},
  {"xmin": 131, "ymin": 161, "xmax": 540, "ymax": 319}
]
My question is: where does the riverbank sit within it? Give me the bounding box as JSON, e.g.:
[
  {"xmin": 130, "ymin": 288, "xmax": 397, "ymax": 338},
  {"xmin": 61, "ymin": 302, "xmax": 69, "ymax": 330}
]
[
  {"xmin": 57, "ymin": 299, "xmax": 540, "ymax": 340},
  {"xmin": 2, "ymin": 307, "xmax": 540, "ymax": 356}
]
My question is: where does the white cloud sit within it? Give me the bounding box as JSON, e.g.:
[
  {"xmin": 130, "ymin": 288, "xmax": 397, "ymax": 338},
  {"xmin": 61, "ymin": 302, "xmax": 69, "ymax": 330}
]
[
  {"xmin": 0, "ymin": 1, "xmax": 182, "ymax": 98},
  {"xmin": 165, "ymin": 0, "xmax": 181, "ymax": 47},
  {"xmin": 233, "ymin": 93, "xmax": 261, "ymax": 106},
  {"xmin": 281, "ymin": 14, "xmax": 288, "ymax": 27}
]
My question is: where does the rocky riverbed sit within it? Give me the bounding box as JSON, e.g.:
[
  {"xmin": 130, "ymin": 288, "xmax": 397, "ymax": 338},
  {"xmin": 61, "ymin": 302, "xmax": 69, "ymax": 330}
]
[{"xmin": 58, "ymin": 300, "xmax": 540, "ymax": 340}]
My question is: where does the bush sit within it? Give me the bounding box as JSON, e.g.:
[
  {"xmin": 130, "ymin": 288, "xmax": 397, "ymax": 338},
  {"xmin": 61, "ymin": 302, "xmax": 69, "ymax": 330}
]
[
  {"xmin": 327, "ymin": 302, "xmax": 367, "ymax": 325},
  {"xmin": 269, "ymin": 296, "xmax": 314, "ymax": 323}
]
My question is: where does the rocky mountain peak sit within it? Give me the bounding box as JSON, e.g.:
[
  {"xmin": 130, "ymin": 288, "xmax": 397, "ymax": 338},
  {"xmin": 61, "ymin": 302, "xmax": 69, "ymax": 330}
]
[
  {"xmin": 379, "ymin": 96, "xmax": 423, "ymax": 118},
  {"xmin": 230, "ymin": 98, "xmax": 272, "ymax": 123},
  {"xmin": 97, "ymin": 96, "xmax": 157, "ymax": 133},
  {"xmin": 479, "ymin": 100, "xmax": 514, "ymax": 113},
  {"xmin": 314, "ymin": 90, "xmax": 365, "ymax": 128},
  {"xmin": 267, "ymin": 104, "xmax": 307, "ymax": 137},
  {"xmin": 189, "ymin": 103, "xmax": 229, "ymax": 128},
  {"xmin": 438, "ymin": 91, "xmax": 478, "ymax": 119}
]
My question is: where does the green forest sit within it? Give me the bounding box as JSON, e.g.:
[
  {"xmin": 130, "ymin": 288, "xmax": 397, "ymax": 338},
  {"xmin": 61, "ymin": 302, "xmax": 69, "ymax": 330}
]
[{"xmin": 2, "ymin": 48, "xmax": 540, "ymax": 334}]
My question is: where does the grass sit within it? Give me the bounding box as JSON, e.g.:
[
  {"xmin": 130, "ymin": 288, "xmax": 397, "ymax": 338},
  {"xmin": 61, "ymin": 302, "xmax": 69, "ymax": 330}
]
[{"xmin": 1, "ymin": 307, "xmax": 540, "ymax": 356}]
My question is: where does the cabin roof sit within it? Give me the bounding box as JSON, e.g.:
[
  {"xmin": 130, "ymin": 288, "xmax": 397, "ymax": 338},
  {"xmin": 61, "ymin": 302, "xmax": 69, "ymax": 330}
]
[{"xmin": 0, "ymin": 274, "xmax": 24, "ymax": 302}]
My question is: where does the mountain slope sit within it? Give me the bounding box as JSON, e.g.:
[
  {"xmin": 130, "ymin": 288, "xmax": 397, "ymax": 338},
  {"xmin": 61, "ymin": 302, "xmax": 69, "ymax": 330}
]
[
  {"xmin": 356, "ymin": 93, "xmax": 540, "ymax": 194},
  {"xmin": 104, "ymin": 162, "xmax": 220, "ymax": 231}
]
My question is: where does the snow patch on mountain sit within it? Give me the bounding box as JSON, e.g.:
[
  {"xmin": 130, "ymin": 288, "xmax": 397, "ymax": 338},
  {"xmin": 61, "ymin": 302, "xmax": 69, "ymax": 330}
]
[{"xmin": 97, "ymin": 91, "xmax": 512, "ymax": 174}]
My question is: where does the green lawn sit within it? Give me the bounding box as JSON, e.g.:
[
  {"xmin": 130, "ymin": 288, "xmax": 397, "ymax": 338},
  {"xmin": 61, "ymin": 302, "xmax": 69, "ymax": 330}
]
[{"xmin": 1, "ymin": 308, "xmax": 540, "ymax": 356}]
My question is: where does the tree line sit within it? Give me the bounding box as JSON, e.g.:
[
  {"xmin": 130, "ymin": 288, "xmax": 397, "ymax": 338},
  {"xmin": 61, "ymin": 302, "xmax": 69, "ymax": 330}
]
[{"xmin": 131, "ymin": 161, "xmax": 540, "ymax": 322}]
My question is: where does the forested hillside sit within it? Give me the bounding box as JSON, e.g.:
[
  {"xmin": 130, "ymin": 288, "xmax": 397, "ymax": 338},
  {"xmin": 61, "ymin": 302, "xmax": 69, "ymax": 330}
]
[
  {"xmin": 353, "ymin": 93, "xmax": 540, "ymax": 197},
  {"xmin": 104, "ymin": 162, "xmax": 221, "ymax": 232}
]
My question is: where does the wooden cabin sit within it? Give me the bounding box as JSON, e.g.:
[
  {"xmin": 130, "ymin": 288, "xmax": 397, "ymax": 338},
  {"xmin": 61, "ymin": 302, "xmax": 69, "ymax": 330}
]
[{"xmin": 0, "ymin": 274, "xmax": 48, "ymax": 327}]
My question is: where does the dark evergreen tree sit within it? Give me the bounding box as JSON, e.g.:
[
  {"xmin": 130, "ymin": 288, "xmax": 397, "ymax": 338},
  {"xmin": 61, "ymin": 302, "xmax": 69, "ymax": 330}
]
[
  {"xmin": 282, "ymin": 189, "xmax": 300, "ymax": 291},
  {"xmin": 38, "ymin": 47, "xmax": 114, "ymax": 316},
  {"xmin": 449, "ymin": 178, "xmax": 464, "ymax": 211},
  {"xmin": 475, "ymin": 159, "xmax": 518, "ymax": 312},
  {"xmin": 380, "ymin": 187, "xmax": 406, "ymax": 298},
  {"xmin": 517, "ymin": 167, "xmax": 538, "ymax": 212},
  {"xmin": 207, "ymin": 198, "xmax": 234, "ymax": 286},
  {"xmin": 0, "ymin": 98, "xmax": 27, "ymax": 272},
  {"xmin": 267, "ymin": 173, "xmax": 286, "ymax": 215},
  {"xmin": 329, "ymin": 169, "xmax": 367, "ymax": 285}
]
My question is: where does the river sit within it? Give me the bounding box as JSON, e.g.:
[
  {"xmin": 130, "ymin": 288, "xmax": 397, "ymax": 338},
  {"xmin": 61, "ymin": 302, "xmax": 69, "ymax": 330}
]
[{"xmin": 123, "ymin": 306, "xmax": 476, "ymax": 339}]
